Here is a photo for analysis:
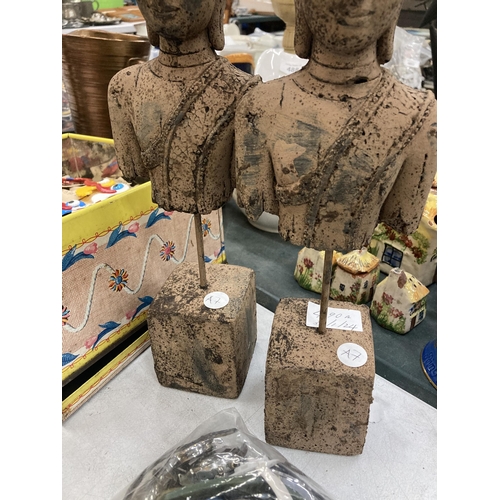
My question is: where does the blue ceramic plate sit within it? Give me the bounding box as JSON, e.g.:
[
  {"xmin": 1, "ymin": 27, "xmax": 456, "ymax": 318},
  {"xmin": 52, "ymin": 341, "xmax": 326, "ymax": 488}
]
[{"xmin": 421, "ymin": 339, "xmax": 437, "ymax": 389}]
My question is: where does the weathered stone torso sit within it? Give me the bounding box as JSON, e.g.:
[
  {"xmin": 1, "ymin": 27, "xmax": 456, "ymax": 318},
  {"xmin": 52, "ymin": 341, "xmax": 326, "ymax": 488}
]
[
  {"xmin": 235, "ymin": 68, "xmax": 437, "ymax": 252},
  {"xmin": 109, "ymin": 56, "xmax": 259, "ymax": 214}
]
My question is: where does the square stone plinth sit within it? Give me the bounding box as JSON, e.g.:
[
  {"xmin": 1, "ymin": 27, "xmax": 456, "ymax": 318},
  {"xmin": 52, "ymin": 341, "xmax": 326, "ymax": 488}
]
[
  {"xmin": 265, "ymin": 298, "xmax": 375, "ymax": 455},
  {"xmin": 147, "ymin": 262, "xmax": 257, "ymax": 399}
]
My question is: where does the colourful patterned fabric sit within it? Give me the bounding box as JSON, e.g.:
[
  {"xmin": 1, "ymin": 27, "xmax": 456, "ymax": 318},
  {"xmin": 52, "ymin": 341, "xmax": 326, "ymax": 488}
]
[{"xmin": 62, "ymin": 182, "xmax": 225, "ymax": 382}]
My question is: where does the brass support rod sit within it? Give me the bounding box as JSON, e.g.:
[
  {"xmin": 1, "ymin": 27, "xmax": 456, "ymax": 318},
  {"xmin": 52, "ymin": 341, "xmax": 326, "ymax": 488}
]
[
  {"xmin": 193, "ymin": 213, "xmax": 208, "ymax": 289},
  {"xmin": 318, "ymin": 249, "xmax": 334, "ymax": 334}
]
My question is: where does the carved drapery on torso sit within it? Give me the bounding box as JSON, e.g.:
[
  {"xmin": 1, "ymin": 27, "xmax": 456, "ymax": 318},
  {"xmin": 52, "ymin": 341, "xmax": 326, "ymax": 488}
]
[
  {"xmin": 235, "ymin": 69, "xmax": 437, "ymax": 252},
  {"xmin": 109, "ymin": 56, "xmax": 259, "ymax": 214}
]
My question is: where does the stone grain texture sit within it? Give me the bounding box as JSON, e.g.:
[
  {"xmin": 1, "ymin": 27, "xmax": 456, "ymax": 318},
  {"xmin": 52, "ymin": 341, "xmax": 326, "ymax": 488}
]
[
  {"xmin": 147, "ymin": 262, "xmax": 257, "ymax": 399},
  {"xmin": 265, "ymin": 298, "xmax": 375, "ymax": 455}
]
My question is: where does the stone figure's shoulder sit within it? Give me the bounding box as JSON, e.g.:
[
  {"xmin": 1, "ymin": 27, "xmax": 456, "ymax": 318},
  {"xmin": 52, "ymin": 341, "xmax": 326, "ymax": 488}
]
[
  {"xmin": 108, "ymin": 60, "xmax": 150, "ymax": 96},
  {"xmin": 381, "ymin": 72, "xmax": 437, "ymax": 152},
  {"xmin": 236, "ymin": 75, "xmax": 292, "ymax": 113},
  {"xmin": 386, "ymin": 71, "xmax": 436, "ymax": 113},
  {"xmin": 216, "ymin": 57, "xmax": 261, "ymax": 93}
]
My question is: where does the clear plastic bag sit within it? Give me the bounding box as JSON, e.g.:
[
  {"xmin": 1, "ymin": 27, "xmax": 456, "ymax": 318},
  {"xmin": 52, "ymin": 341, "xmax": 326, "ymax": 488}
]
[
  {"xmin": 112, "ymin": 408, "xmax": 333, "ymax": 500},
  {"xmin": 383, "ymin": 26, "xmax": 432, "ymax": 89}
]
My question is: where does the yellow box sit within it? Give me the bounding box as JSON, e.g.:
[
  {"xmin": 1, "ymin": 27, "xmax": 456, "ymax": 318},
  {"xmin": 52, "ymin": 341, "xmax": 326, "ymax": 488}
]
[{"xmin": 62, "ymin": 134, "xmax": 226, "ymax": 419}]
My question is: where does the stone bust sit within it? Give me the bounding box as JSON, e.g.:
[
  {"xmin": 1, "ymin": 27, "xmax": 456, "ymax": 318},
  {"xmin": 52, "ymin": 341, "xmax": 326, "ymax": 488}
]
[
  {"xmin": 235, "ymin": 0, "xmax": 437, "ymax": 253},
  {"xmin": 108, "ymin": 0, "xmax": 259, "ymax": 215}
]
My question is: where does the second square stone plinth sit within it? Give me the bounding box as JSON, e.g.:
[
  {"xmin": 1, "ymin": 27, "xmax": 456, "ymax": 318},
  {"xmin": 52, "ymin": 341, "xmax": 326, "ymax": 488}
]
[
  {"xmin": 265, "ymin": 298, "xmax": 375, "ymax": 455},
  {"xmin": 147, "ymin": 262, "xmax": 257, "ymax": 399}
]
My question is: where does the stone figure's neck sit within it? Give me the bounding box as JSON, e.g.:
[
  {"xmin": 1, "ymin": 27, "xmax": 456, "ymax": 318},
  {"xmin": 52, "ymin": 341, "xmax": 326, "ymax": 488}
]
[
  {"xmin": 158, "ymin": 33, "xmax": 217, "ymax": 68},
  {"xmin": 308, "ymin": 41, "xmax": 382, "ymax": 86}
]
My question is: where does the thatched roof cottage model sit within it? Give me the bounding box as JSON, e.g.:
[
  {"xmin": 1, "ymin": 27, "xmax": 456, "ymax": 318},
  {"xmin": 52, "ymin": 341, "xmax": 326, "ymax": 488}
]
[
  {"xmin": 294, "ymin": 247, "xmax": 380, "ymax": 305},
  {"xmin": 370, "ymin": 268, "xmax": 430, "ymax": 334},
  {"xmin": 293, "ymin": 247, "xmax": 341, "ymax": 294},
  {"xmin": 368, "ymin": 190, "xmax": 437, "ymax": 286},
  {"xmin": 330, "ymin": 248, "xmax": 380, "ymax": 305}
]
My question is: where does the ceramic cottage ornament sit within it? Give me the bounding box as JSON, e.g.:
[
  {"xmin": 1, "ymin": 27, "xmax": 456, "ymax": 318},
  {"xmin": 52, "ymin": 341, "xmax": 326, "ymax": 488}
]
[
  {"xmin": 294, "ymin": 247, "xmax": 380, "ymax": 304},
  {"xmin": 294, "ymin": 247, "xmax": 342, "ymax": 294},
  {"xmin": 370, "ymin": 267, "xmax": 429, "ymax": 334},
  {"xmin": 108, "ymin": 0, "xmax": 260, "ymax": 399},
  {"xmin": 330, "ymin": 247, "xmax": 380, "ymax": 304},
  {"xmin": 235, "ymin": 0, "xmax": 437, "ymax": 455},
  {"xmin": 369, "ymin": 188, "xmax": 437, "ymax": 286}
]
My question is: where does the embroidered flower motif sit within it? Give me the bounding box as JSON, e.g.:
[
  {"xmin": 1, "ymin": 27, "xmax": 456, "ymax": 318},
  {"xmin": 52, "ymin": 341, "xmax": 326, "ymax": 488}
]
[
  {"xmin": 128, "ymin": 222, "xmax": 140, "ymax": 234},
  {"xmin": 62, "ymin": 245, "xmax": 94, "ymax": 271},
  {"xmin": 85, "ymin": 335, "xmax": 98, "ymax": 349},
  {"xmin": 160, "ymin": 241, "xmax": 176, "ymax": 261},
  {"xmin": 201, "ymin": 218, "xmax": 211, "ymax": 237},
  {"xmin": 109, "ymin": 269, "xmax": 129, "ymax": 292},
  {"xmin": 107, "ymin": 224, "xmax": 136, "ymax": 248},
  {"xmin": 62, "ymin": 305, "xmax": 70, "ymax": 326},
  {"xmin": 84, "ymin": 242, "xmax": 98, "ymax": 255}
]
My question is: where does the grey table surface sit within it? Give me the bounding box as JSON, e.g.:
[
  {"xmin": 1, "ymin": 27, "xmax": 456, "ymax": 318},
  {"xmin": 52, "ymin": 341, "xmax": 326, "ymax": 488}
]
[
  {"xmin": 221, "ymin": 197, "xmax": 437, "ymax": 408},
  {"xmin": 62, "ymin": 305, "xmax": 437, "ymax": 500}
]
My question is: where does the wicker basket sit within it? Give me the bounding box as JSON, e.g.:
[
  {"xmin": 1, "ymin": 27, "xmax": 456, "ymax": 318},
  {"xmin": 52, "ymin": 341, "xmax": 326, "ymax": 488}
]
[{"xmin": 62, "ymin": 29, "xmax": 150, "ymax": 138}]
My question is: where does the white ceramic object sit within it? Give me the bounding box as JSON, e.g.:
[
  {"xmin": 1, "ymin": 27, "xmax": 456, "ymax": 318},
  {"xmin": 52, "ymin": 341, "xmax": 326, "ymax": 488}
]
[
  {"xmin": 232, "ymin": 190, "xmax": 279, "ymax": 233},
  {"xmin": 223, "ymin": 23, "xmax": 241, "ymax": 37},
  {"xmin": 134, "ymin": 21, "xmax": 147, "ymax": 37},
  {"xmin": 247, "ymin": 30, "xmax": 282, "ymax": 66},
  {"xmin": 254, "ymin": 47, "xmax": 308, "ymax": 82}
]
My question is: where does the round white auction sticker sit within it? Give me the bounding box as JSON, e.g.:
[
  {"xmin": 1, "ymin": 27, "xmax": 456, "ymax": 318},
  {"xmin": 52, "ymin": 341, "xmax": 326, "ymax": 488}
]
[
  {"xmin": 337, "ymin": 343, "xmax": 368, "ymax": 368},
  {"xmin": 204, "ymin": 291, "xmax": 229, "ymax": 309}
]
